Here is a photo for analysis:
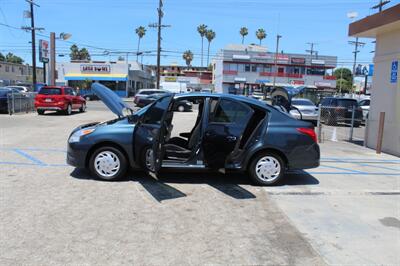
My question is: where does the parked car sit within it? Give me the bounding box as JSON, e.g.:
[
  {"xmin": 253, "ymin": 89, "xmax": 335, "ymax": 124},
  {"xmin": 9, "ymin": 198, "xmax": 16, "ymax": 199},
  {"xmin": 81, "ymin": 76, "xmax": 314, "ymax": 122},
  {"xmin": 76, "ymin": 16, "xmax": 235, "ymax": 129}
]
[
  {"xmin": 133, "ymin": 89, "xmax": 169, "ymax": 105},
  {"xmin": 249, "ymin": 92, "xmax": 265, "ymax": 101},
  {"xmin": 136, "ymin": 93, "xmax": 193, "ymax": 112},
  {"xmin": 34, "ymin": 86, "xmax": 86, "ymax": 115},
  {"xmin": 67, "ymin": 83, "xmax": 320, "ymax": 186},
  {"xmin": 5, "ymin": 85, "xmax": 30, "ymax": 93},
  {"xmin": 82, "ymin": 93, "xmax": 100, "ymax": 101},
  {"xmin": 0, "ymin": 87, "xmax": 22, "ymax": 113},
  {"xmin": 289, "ymin": 98, "xmax": 319, "ymax": 125},
  {"xmin": 320, "ymin": 97, "xmax": 363, "ymax": 127},
  {"xmin": 358, "ymin": 99, "xmax": 370, "ymax": 121}
]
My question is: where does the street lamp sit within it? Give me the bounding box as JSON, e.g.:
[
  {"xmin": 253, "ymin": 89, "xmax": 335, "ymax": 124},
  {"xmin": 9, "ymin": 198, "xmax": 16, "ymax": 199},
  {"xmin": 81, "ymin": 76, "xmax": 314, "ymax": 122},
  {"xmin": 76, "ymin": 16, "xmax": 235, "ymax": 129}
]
[{"xmin": 50, "ymin": 32, "xmax": 72, "ymax": 85}]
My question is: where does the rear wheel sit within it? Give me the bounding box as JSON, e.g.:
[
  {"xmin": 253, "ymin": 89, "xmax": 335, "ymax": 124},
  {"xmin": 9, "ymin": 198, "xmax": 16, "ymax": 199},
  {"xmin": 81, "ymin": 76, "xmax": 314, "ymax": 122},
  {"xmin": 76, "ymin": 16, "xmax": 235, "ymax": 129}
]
[
  {"xmin": 248, "ymin": 152, "xmax": 285, "ymax": 186},
  {"xmin": 89, "ymin": 146, "xmax": 127, "ymax": 181},
  {"xmin": 85, "ymin": 96, "xmax": 91, "ymax": 101},
  {"xmin": 65, "ymin": 104, "xmax": 72, "ymax": 115},
  {"xmin": 37, "ymin": 110, "xmax": 45, "ymax": 115}
]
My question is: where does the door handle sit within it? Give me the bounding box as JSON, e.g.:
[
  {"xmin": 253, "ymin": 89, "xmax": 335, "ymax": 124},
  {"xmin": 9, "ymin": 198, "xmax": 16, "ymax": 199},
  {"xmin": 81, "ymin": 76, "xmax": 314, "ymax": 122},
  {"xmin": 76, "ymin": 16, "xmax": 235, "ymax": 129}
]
[{"xmin": 226, "ymin": 135, "xmax": 237, "ymax": 142}]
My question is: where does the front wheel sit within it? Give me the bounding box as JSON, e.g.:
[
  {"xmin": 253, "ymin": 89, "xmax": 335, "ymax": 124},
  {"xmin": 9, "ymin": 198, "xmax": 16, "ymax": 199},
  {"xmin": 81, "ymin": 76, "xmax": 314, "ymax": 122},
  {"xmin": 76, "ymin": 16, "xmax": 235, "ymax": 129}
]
[
  {"xmin": 248, "ymin": 152, "xmax": 285, "ymax": 186},
  {"xmin": 89, "ymin": 146, "xmax": 127, "ymax": 181},
  {"xmin": 79, "ymin": 103, "xmax": 86, "ymax": 112},
  {"xmin": 37, "ymin": 110, "xmax": 45, "ymax": 115},
  {"xmin": 177, "ymin": 105, "xmax": 185, "ymax": 112}
]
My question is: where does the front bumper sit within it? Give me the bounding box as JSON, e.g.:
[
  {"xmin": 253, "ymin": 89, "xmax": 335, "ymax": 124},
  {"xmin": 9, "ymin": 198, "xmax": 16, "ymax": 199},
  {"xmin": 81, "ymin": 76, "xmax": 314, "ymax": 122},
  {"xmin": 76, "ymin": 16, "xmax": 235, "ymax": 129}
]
[{"xmin": 67, "ymin": 142, "xmax": 90, "ymax": 168}]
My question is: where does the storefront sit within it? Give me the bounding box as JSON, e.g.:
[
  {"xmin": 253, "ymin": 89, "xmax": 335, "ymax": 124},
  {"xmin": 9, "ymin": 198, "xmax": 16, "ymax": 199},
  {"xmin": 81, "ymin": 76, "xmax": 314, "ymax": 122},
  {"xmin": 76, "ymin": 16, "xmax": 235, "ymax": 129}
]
[{"xmin": 57, "ymin": 61, "xmax": 154, "ymax": 97}]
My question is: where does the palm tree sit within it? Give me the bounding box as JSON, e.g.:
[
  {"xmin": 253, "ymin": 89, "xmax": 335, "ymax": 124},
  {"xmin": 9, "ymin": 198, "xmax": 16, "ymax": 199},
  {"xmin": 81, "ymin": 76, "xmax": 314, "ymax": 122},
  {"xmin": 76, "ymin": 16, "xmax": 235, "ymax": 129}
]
[
  {"xmin": 256, "ymin": 28, "xmax": 266, "ymax": 45},
  {"xmin": 197, "ymin": 24, "xmax": 208, "ymax": 67},
  {"xmin": 135, "ymin": 26, "xmax": 146, "ymax": 61},
  {"xmin": 240, "ymin": 27, "xmax": 248, "ymax": 44},
  {"xmin": 182, "ymin": 50, "xmax": 194, "ymax": 68},
  {"xmin": 205, "ymin": 29, "xmax": 216, "ymax": 66}
]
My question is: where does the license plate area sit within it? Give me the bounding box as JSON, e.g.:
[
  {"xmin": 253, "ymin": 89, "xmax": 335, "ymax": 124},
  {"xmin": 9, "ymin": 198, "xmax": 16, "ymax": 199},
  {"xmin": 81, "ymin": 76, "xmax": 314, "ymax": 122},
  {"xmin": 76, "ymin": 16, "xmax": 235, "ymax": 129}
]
[{"xmin": 45, "ymin": 98, "xmax": 52, "ymax": 102}]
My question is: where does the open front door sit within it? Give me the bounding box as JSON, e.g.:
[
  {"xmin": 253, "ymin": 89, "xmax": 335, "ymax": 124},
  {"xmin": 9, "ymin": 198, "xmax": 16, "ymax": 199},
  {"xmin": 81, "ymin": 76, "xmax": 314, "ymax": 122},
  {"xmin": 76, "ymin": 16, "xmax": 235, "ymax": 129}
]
[
  {"xmin": 150, "ymin": 95, "xmax": 174, "ymax": 175},
  {"xmin": 203, "ymin": 98, "xmax": 254, "ymax": 169}
]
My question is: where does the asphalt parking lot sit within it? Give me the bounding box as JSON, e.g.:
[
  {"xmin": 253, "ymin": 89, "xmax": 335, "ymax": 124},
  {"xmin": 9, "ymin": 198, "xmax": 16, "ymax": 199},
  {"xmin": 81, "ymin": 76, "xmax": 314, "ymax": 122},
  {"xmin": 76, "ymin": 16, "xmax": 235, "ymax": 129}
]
[{"xmin": 1, "ymin": 101, "xmax": 399, "ymax": 265}]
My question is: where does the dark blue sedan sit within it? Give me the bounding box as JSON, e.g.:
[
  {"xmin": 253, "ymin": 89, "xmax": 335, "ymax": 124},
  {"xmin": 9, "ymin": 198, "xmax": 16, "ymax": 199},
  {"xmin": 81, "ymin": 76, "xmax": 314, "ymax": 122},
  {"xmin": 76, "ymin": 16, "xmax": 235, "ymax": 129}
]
[{"xmin": 67, "ymin": 83, "xmax": 319, "ymax": 186}]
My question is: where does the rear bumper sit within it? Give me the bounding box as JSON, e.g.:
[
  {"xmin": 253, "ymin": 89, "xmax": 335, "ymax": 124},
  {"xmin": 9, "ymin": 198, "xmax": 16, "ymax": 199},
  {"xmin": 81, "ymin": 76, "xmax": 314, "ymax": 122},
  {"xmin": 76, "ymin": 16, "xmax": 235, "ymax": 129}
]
[
  {"xmin": 288, "ymin": 143, "xmax": 320, "ymax": 170},
  {"xmin": 35, "ymin": 102, "xmax": 66, "ymax": 111}
]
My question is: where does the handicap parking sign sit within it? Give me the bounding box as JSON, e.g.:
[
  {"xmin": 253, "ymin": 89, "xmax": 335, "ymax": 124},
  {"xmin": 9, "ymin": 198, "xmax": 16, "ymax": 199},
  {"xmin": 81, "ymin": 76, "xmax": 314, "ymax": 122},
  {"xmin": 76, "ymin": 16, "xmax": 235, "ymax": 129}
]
[{"xmin": 391, "ymin": 61, "xmax": 398, "ymax": 83}]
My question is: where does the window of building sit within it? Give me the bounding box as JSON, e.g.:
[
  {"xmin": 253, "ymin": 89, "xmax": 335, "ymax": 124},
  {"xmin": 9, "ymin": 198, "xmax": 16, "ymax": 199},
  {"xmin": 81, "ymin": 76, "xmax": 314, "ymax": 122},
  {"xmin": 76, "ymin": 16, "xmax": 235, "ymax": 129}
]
[
  {"xmin": 245, "ymin": 64, "xmax": 251, "ymax": 72},
  {"xmin": 263, "ymin": 65, "xmax": 272, "ymax": 73},
  {"xmin": 251, "ymin": 64, "xmax": 257, "ymax": 72},
  {"xmin": 237, "ymin": 64, "xmax": 244, "ymax": 72},
  {"xmin": 307, "ymin": 68, "xmax": 325, "ymax": 75},
  {"xmin": 5, "ymin": 66, "xmax": 9, "ymax": 72},
  {"xmin": 11, "ymin": 66, "xmax": 14, "ymax": 72}
]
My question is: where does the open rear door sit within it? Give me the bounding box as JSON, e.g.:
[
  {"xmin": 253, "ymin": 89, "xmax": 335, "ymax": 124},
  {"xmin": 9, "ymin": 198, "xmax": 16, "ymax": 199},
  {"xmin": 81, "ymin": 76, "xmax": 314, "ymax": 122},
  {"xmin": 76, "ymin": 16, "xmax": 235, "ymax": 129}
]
[{"xmin": 150, "ymin": 95, "xmax": 174, "ymax": 175}]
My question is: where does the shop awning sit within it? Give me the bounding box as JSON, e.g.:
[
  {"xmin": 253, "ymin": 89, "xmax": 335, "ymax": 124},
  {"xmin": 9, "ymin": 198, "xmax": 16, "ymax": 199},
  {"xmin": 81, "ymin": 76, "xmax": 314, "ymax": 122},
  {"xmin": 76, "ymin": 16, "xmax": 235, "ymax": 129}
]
[{"xmin": 64, "ymin": 73, "xmax": 128, "ymax": 81}]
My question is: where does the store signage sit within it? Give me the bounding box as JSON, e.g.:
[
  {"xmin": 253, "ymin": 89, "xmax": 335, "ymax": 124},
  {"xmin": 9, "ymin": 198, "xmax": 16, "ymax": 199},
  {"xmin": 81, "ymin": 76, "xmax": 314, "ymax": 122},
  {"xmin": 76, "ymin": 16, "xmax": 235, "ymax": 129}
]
[
  {"xmin": 315, "ymin": 81, "xmax": 332, "ymax": 87},
  {"xmin": 311, "ymin": 59, "xmax": 325, "ymax": 65},
  {"xmin": 390, "ymin": 61, "xmax": 398, "ymax": 83},
  {"xmin": 232, "ymin": 54, "xmax": 251, "ymax": 60},
  {"xmin": 80, "ymin": 64, "xmax": 110, "ymax": 73},
  {"xmin": 164, "ymin": 77, "xmax": 177, "ymax": 82},
  {"xmin": 276, "ymin": 54, "xmax": 289, "ymax": 62},
  {"xmin": 39, "ymin": 40, "xmax": 49, "ymax": 63},
  {"xmin": 291, "ymin": 57, "xmax": 305, "ymax": 64},
  {"xmin": 234, "ymin": 77, "xmax": 246, "ymax": 82},
  {"xmin": 291, "ymin": 80, "xmax": 305, "ymax": 85}
]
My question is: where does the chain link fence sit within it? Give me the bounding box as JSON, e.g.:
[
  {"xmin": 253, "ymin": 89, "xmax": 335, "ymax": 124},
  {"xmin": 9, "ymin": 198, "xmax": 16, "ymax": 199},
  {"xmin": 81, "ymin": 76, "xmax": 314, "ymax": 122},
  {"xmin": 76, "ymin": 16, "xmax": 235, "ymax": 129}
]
[
  {"xmin": 6, "ymin": 92, "xmax": 36, "ymax": 115},
  {"xmin": 316, "ymin": 104, "xmax": 366, "ymax": 145}
]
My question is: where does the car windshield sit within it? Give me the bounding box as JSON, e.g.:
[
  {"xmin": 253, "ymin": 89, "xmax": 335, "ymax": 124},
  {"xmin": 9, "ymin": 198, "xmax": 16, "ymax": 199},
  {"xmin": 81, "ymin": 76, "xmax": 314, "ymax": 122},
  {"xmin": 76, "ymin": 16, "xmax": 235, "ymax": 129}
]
[
  {"xmin": 39, "ymin": 88, "xmax": 61, "ymax": 95},
  {"xmin": 337, "ymin": 99, "xmax": 357, "ymax": 107},
  {"xmin": 292, "ymin": 99, "xmax": 314, "ymax": 106}
]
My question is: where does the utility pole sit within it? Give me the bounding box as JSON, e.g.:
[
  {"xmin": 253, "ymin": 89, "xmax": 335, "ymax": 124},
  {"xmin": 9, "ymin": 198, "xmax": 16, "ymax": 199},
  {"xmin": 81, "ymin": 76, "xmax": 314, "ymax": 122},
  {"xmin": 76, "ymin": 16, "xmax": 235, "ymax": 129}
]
[
  {"xmin": 50, "ymin": 32, "xmax": 56, "ymax": 86},
  {"xmin": 149, "ymin": 0, "xmax": 170, "ymax": 89},
  {"xmin": 272, "ymin": 34, "xmax": 282, "ymax": 89},
  {"xmin": 372, "ymin": 0, "xmax": 390, "ymax": 12},
  {"xmin": 348, "ymin": 38, "xmax": 365, "ymax": 93},
  {"xmin": 22, "ymin": 1, "xmax": 43, "ymax": 89},
  {"xmin": 306, "ymin": 42, "xmax": 317, "ymax": 58}
]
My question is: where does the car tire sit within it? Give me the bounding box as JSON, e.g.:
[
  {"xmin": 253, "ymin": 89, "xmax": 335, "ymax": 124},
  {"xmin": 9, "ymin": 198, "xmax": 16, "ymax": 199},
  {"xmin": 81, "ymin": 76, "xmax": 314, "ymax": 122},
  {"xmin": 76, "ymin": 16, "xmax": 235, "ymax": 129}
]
[
  {"xmin": 140, "ymin": 146, "xmax": 155, "ymax": 172},
  {"xmin": 85, "ymin": 96, "xmax": 91, "ymax": 101},
  {"xmin": 65, "ymin": 104, "xmax": 72, "ymax": 115},
  {"xmin": 248, "ymin": 152, "xmax": 285, "ymax": 186},
  {"xmin": 79, "ymin": 103, "xmax": 86, "ymax": 113},
  {"xmin": 354, "ymin": 121, "xmax": 361, "ymax": 128},
  {"xmin": 177, "ymin": 105, "xmax": 185, "ymax": 112},
  {"xmin": 37, "ymin": 110, "xmax": 45, "ymax": 115},
  {"xmin": 89, "ymin": 146, "xmax": 128, "ymax": 181}
]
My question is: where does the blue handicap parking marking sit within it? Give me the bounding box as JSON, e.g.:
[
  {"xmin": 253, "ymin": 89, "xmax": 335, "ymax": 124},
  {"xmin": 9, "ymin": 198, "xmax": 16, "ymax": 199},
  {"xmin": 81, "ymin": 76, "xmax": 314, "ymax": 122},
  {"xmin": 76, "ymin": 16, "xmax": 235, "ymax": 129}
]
[{"xmin": 0, "ymin": 147, "xmax": 68, "ymax": 167}]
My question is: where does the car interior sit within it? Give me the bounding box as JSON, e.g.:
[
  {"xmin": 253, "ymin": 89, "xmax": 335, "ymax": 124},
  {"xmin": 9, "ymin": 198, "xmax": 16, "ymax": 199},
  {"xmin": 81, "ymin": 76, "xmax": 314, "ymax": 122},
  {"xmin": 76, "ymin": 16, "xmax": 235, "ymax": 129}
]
[{"xmin": 163, "ymin": 97, "xmax": 205, "ymax": 162}]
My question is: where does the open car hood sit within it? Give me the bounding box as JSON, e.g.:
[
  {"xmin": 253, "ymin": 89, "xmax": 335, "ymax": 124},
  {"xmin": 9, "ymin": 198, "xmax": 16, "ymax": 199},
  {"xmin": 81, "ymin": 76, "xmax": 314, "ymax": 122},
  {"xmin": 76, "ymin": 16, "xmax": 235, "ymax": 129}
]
[{"xmin": 91, "ymin": 83, "xmax": 132, "ymax": 117}]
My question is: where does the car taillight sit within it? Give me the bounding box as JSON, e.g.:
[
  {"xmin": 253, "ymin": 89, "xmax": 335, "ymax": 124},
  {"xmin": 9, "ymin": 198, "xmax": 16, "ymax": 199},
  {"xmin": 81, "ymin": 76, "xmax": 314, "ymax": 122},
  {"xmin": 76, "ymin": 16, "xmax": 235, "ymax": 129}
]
[{"xmin": 297, "ymin": 127, "xmax": 317, "ymax": 142}]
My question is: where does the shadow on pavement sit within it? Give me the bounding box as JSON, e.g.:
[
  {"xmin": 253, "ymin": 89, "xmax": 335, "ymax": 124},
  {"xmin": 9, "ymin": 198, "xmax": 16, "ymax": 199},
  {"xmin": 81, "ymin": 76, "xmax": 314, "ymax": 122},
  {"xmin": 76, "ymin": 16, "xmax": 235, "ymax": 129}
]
[{"xmin": 70, "ymin": 168, "xmax": 320, "ymax": 201}]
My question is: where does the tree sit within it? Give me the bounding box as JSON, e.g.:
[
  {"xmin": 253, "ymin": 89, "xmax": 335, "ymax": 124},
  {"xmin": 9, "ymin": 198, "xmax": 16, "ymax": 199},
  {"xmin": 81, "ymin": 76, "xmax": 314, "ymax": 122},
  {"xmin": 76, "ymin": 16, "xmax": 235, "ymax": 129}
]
[
  {"xmin": 255, "ymin": 28, "xmax": 266, "ymax": 45},
  {"xmin": 5, "ymin": 52, "xmax": 24, "ymax": 64},
  {"xmin": 333, "ymin": 68, "xmax": 352, "ymax": 82},
  {"xmin": 135, "ymin": 26, "xmax": 146, "ymax": 60},
  {"xmin": 182, "ymin": 50, "xmax": 194, "ymax": 68},
  {"xmin": 336, "ymin": 78, "xmax": 352, "ymax": 93},
  {"xmin": 334, "ymin": 68, "xmax": 353, "ymax": 93},
  {"xmin": 239, "ymin": 27, "xmax": 248, "ymax": 44},
  {"xmin": 69, "ymin": 45, "xmax": 91, "ymax": 61},
  {"xmin": 0, "ymin": 52, "xmax": 5, "ymax": 61},
  {"xmin": 205, "ymin": 29, "xmax": 216, "ymax": 66},
  {"xmin": 197, "ymin": 24, "xmax": 208, "ymax": 67}
]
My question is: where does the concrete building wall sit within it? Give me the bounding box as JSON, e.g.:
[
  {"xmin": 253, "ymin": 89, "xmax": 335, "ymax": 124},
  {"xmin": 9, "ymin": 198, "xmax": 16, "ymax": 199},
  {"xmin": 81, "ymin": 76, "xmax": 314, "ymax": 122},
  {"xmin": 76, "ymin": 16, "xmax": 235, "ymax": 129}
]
[
  {"xmin": 0, "ymin": 61, "xmax": 44, "ymax": 85},
  {"xmin": 367, "ymin": 29, "xmax": 400, "ymax": 156}
]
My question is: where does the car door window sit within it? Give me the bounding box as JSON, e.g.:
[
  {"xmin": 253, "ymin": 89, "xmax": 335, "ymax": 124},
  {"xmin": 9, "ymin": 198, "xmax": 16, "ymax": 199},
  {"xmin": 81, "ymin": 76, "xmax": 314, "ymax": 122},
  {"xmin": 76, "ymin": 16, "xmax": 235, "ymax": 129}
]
[
  {"xmin": 210, "ymin": 99, "xmax": 251, "ymax": 124},
  {"xmin": 142, "ymin": 96, "xmax": 171, "ymax": 124}
]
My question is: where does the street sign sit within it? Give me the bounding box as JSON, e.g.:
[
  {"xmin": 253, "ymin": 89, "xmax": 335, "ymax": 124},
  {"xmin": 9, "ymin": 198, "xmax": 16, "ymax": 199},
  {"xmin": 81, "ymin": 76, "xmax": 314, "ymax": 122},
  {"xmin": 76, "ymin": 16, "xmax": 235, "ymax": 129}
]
[
  {"xmin": 390, "ymin": 61, "xmax": 398, "ymax": 83},
  {"xmin": 38, "ymin": 39, "xmax": 49, "ymax": 63}
]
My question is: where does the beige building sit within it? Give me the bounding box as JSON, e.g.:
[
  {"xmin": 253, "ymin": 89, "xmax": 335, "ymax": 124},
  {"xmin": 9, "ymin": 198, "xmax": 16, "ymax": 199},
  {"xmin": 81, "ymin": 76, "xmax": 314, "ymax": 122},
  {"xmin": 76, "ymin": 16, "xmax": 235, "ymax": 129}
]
[
  {"xmin": 349, "ymin": 4, "xmax": 400, "ymax": 156},
  {"xmin": 0, "ymin": 61, "xmax": 44, "ymax": 86}
]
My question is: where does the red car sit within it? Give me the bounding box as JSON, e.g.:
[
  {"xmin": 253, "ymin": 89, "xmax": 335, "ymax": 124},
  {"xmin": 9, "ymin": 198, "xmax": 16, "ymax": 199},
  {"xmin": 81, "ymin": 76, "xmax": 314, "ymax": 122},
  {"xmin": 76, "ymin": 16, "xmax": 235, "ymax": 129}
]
[{"xmin": 35, "ymin": 86, "xmax": 86, "ymax": 115}]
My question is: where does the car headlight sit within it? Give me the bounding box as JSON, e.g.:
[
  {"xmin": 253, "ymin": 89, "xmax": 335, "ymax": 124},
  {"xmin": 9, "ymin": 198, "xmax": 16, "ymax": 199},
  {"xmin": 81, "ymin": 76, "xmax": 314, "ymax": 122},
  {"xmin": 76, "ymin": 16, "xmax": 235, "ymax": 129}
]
[{"xmin": 69, "ymin": 128, "xmax": 95, "ymax": 143}]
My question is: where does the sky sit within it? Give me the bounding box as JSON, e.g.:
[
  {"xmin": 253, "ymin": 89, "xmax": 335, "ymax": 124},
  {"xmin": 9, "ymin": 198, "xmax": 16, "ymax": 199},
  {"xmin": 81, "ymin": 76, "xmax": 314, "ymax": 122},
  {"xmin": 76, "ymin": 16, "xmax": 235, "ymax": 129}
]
[{"xmin": 1, "ymin": 0, "xmax": 398, "ymax": 68}]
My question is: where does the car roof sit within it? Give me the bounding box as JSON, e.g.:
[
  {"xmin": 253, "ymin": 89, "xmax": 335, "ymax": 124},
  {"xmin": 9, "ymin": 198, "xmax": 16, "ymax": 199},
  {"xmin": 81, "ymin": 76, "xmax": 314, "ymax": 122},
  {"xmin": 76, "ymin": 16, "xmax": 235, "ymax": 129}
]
[
  {"xmin": 324, "ymin": 97, "xmax": 357, "ymax": 101},
  {"xmin": 174, "ymin": 93, "xmax": 271, "ymax": 110}
]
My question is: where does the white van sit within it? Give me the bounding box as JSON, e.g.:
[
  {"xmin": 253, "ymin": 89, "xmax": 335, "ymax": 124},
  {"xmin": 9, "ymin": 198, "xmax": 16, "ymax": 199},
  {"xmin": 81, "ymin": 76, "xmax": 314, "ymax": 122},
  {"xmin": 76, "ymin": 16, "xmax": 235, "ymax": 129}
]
[{"xmin": 160, "ymin": 82, "xmax": 190, "ymax": 93}]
